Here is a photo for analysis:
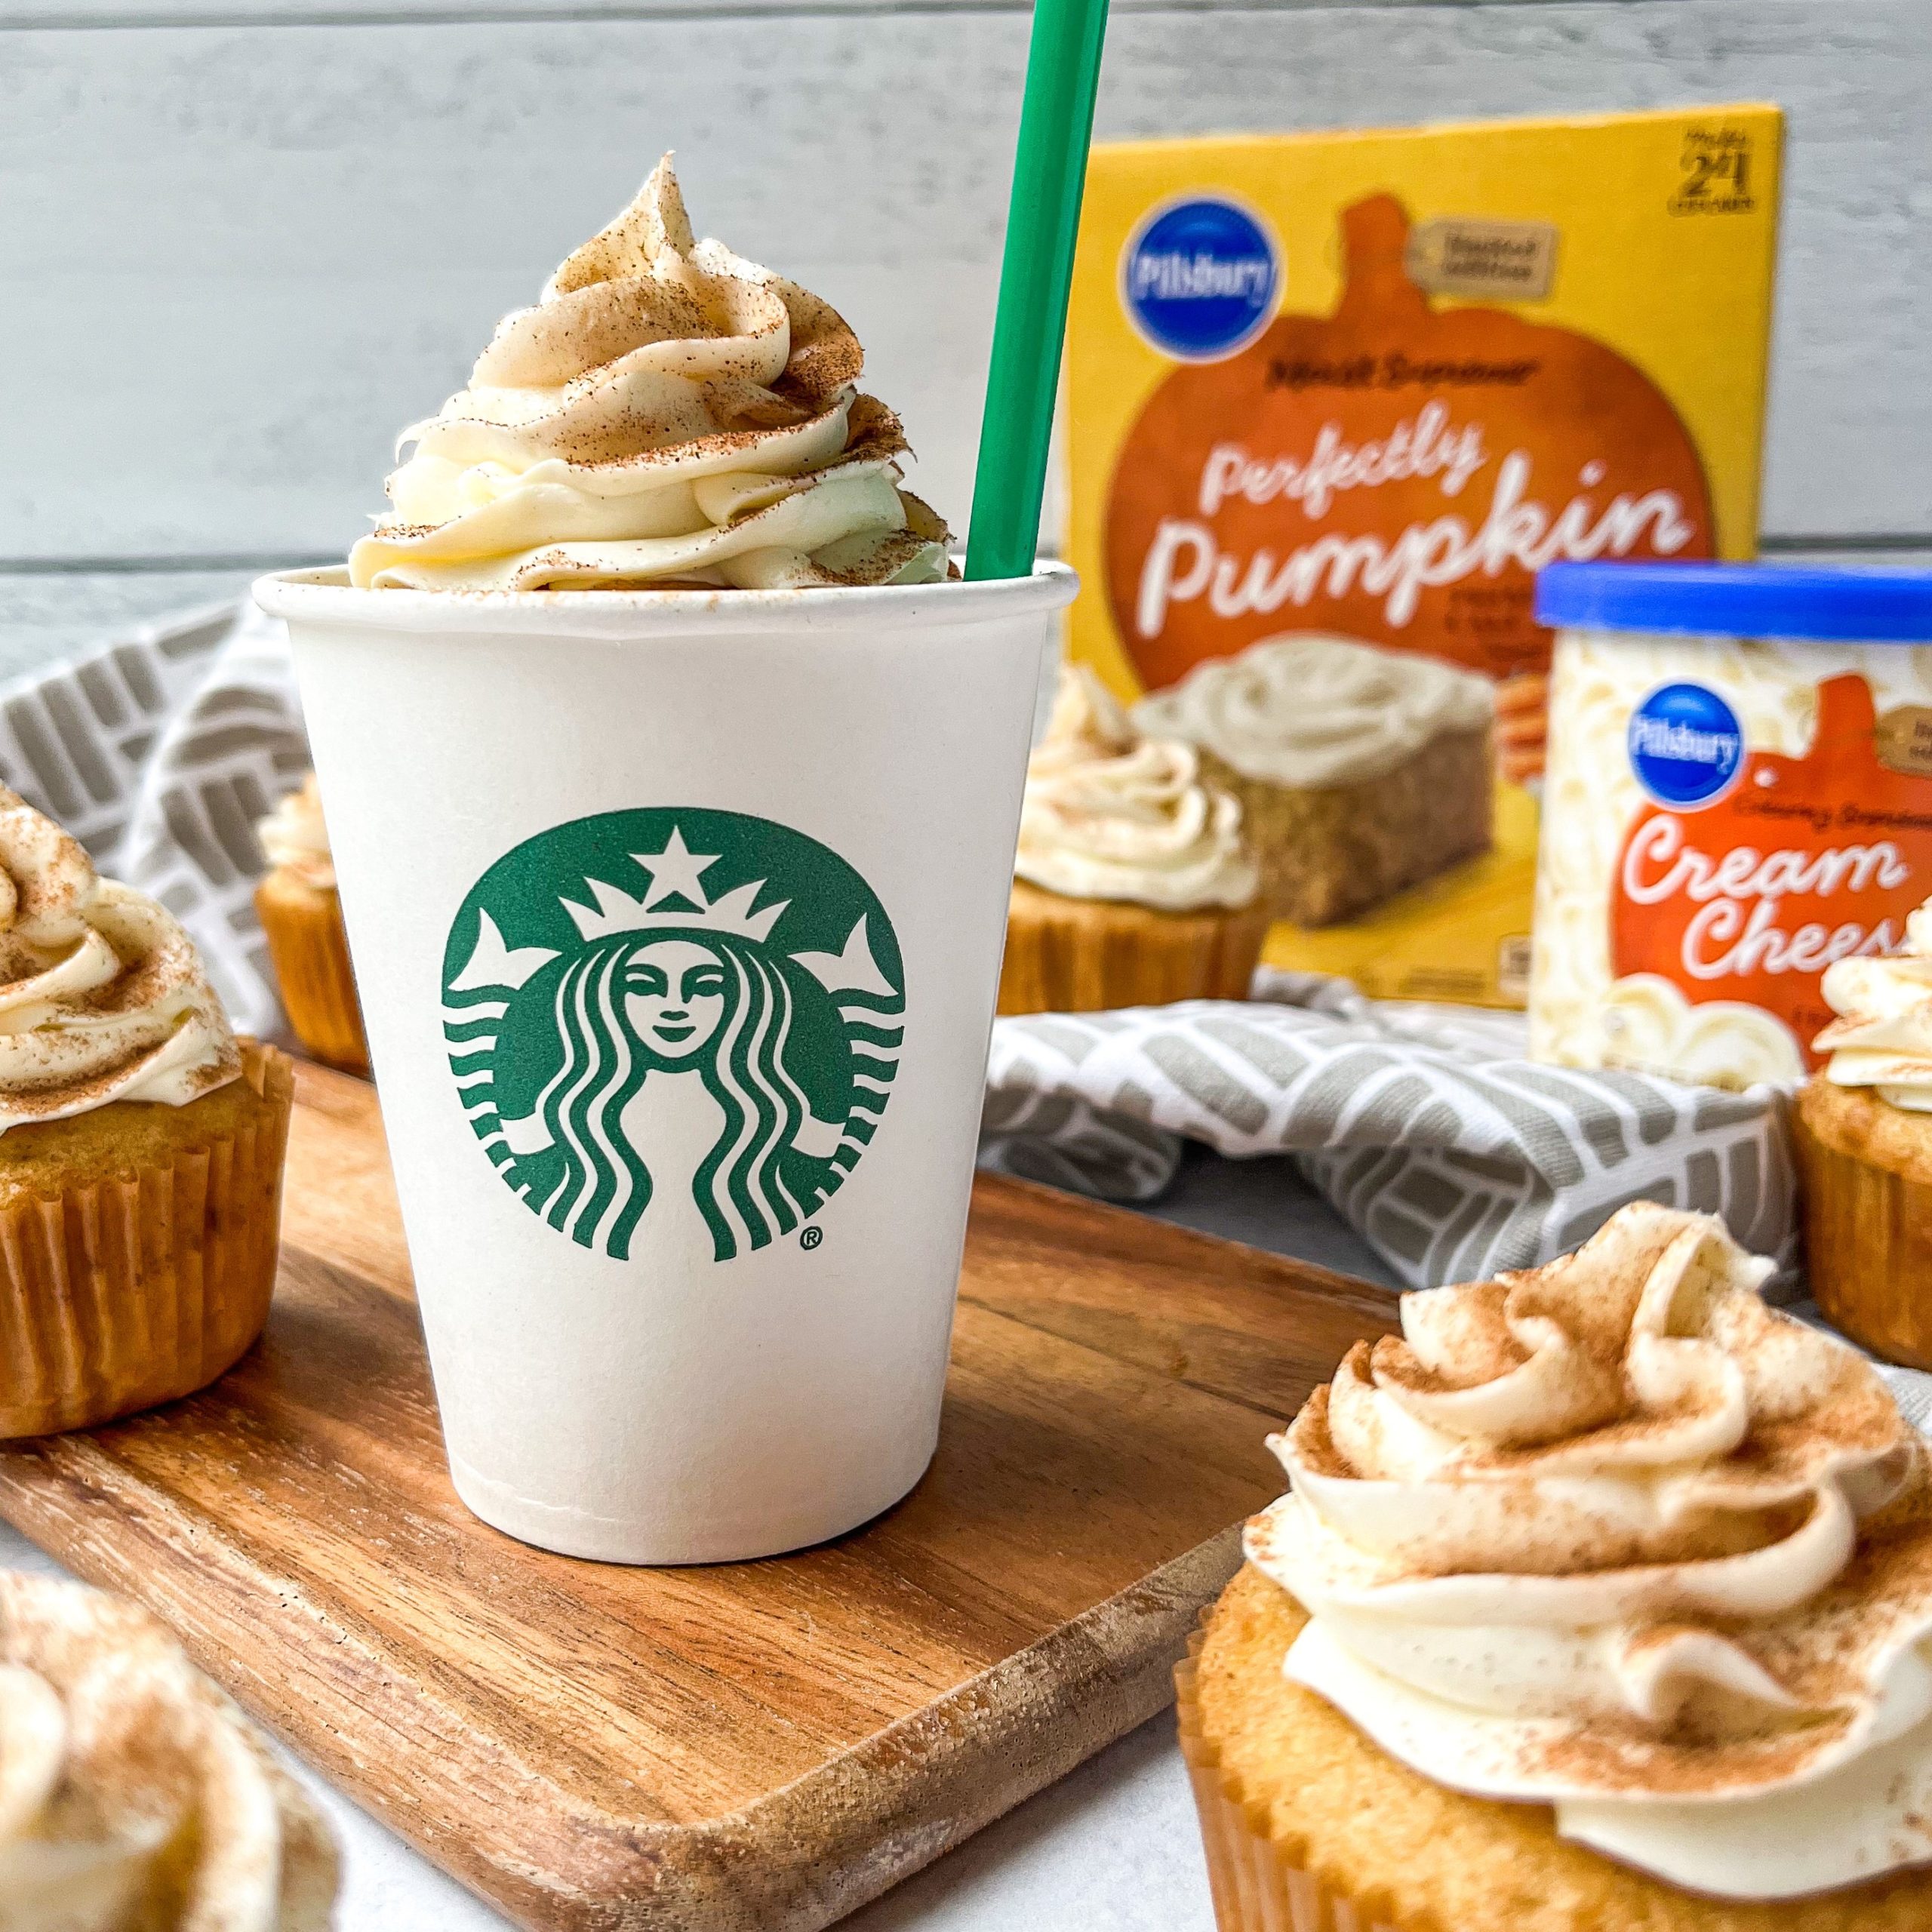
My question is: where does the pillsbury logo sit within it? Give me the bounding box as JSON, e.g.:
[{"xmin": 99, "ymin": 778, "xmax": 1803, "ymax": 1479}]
[
  {"xmin": 1121, "ymin": 195, "xmax": 1280, "ymax": 362},
  {"xmin": 442, "ymin": 807, "xmax": 903, "ymax": 1264},
  {"xmin": 1628, "ymin": 682, "xmax": 1745, "ymax": 810}
]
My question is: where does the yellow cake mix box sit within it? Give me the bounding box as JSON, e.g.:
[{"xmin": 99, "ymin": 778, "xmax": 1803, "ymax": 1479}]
[{"xmin": 1065, "ymin": 106, "xmax": 1782, "ymax": 1005}]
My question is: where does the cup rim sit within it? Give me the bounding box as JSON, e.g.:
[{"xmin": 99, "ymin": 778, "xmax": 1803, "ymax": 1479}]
[{"xmin": 254, "ymin": 559, "xmax": 1078, "ymax": 635}]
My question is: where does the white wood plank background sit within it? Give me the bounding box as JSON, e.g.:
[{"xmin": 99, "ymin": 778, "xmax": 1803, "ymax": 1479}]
[
  {"xmin": 2, "ymin": 0, "xmax": 1926, "ymax": 678},
  {"xmin": 0, "ymin": 0, "xmax": 1601, "ymax": 20}
]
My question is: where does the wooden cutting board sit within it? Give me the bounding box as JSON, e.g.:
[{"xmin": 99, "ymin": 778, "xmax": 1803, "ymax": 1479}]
[{"xmin": 0, "ymin": 1062, "xmax": 1395, "ymax": 1932}]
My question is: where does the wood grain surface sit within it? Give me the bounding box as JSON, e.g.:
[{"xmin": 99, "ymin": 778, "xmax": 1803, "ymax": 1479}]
[{"xmin": 0, "ymin": 1061, "xmax": 1392, "ymax": 1932}]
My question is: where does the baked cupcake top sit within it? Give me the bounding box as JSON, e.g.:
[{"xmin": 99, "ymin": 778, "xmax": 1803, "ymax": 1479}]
[
  {"xmin": 349, "ymin": 154, "xmax": 949, "ymax": 594},
  {"xmin": 1814, "ymin": 899, "xmax": 1932, "ymax": 1109},
  {"xmin": 0, "ymin": 789, "xmax": 239, "ymax": 1134},
  {"xmin": 1131, "ymin": 634, "xmax": 1493, "ymax": 789},
  {"xmin": 0, "ymin": 1571, "xmax": 337, "ymax": 1930},
  {"xmin": 1247, "ymin": 1200, "xmax": 1932, "ymax": 1903},
  {"xmin": 1017, "ymin": 668, "xmax": 1260, "ymax": 912},
  {"xmin": 257, "ymin": 774, "xmax": 334, "ymax": 893}
]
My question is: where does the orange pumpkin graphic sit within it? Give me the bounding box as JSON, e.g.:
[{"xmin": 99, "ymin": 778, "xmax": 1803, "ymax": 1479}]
[{"xmin": 1106, "ymin": 194, "xmax": 1718, "ymax": 703}]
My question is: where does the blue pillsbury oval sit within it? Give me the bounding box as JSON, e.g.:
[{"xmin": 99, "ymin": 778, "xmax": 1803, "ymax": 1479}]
[
  {"xmin": 1627, "ymin": 681, "xmax": 1745, "ymax": 809},
  {"xmin": 1120, "ymin": 195, "xmax": 1280, "ymax": 362}
]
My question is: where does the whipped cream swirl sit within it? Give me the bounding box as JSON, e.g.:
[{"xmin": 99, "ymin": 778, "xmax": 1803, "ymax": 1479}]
[
  {"xmin": 349, "ymin": 155, "xmax": 949, "ymax": 593},
  {"xmin": 257, "ymin": 774, "xmax": 335, "ymax": 893},
  {"xmin": 1816, "ymin": 900, "xmax": 1932, "ymax": 1109},
  {"xmin": 1017, "ymin": 668, "xmax": 1259, "ymax": 912},
  {"xmin": 1, "ymin": 1572, "xmax": 337, "ymax": 1930},
  {"xmin": 1248, "ymin": 1201, "xmax": 1932, "ymax": 1902},
  {"xmin": 0, "ymin": 788, "xmax": 239, "ymax": 1132},
  {"xmin": 1131, "ymin": 634, "xmax": 1493, "ymax": 789}
]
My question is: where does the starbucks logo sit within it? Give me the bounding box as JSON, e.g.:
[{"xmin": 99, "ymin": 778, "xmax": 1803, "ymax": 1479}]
[{"xmin": 441, "ymin": 808, "xmax": 904, "ymax": 1263}]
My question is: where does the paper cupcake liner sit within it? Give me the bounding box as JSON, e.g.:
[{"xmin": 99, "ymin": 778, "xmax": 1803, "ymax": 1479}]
[
  {"xmin": 1794, "ymin": 1089, "xmax": 1932, "ymax": 1371},
  {"xmin": 1177, "ymin": 1634, "xmax": 1398, "ymax": 1932},
  {"xmin": 998, "ymin": 883, "xmax": 1269, "ymax": 1016},
  {"xmin": 256, "ymin": 873, "xmax": 370, "ymax": 1074},
  {"xmin": 0, "ymin": 1045, "xmax": 294, "ymax": 1438}
]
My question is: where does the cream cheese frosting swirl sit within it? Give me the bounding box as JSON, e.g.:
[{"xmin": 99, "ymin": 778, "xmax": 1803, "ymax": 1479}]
[
  {"xmin": 0, "ymin": 788, "xmax": 239, "ymax": 1133},
  {"xmin": 1815, "ymin": 900, "xmax": 1932, "ymax": 1109},
  {"xmin": 1017, "ymin": 668, "xmax": 1259, "ymax": 912},
  {"xmin": 1247, "ymin": 1201, "xmax": 1932, "ymax": 1902},
  {"xmin": 257, "ymin": 774, "xmax": 334, "ymax": 893},
  {"xmin": 0, "ymin": 1571, "xmax": 337, "ymax": 1930},
  {"xmin": 1130, "ymin": 634, "xmax": 1494, "ymax": 789},
  {"xmin": 349, "ymin": 155, "xmax": 950, "ymax": 593}
]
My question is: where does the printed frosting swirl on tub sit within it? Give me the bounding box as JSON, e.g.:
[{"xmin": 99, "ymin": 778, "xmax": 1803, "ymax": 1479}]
[
  {"xmin": 0, "ymin": 788, "xmax": 239, "ymax": 1131},
  {"xmin": 1590, "ymin": 974, "xmax": 1811, "ymax": 1091},
  {"xmin": 1017, "ymin": 667, "xmax": 1259, "ymax": 911},
  {"xmin": 1130, "ymin": 634, "xmax": 1492, "ymax": 788},
  {"xmin": 257, "ymin": 774, "xmax": 335, "ymax": 892},
  {"xmin": 1816, "ymin": 899, "xmax": 1932, "ymax": 1110},
  {"xmin": 1247, "ymin": 1201, "xmax": 1932, "ymax": 1902},
  {"xmin": 349, "ymin": 155, "xmax": 949, "ymax": 592}
]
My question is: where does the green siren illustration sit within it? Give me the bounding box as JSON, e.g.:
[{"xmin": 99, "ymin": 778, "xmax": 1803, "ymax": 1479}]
[{"xmin": 441, "ymin": 807, "xmax": 904, "ymax": 1263}]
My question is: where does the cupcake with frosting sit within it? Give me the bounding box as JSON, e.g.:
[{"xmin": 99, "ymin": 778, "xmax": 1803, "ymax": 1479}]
[
  {"xmin": 1, "ymin": 1570, "xmax": 337, "ymax": 1927},
  {"xmin": 1180, "ymin": 1201, "xmax": 1932, "ymax": 1931},
  {"xmin": 999, "ymin": 666, "xmax": 1266, "ymax": 1015},
  {"xmin": 1795, "ymin": 903, "xmax": 1932, "ymax": 1367},
  {"xmin": 255, "ymin": 774, "xmax": 369, "ymax": 1075},
  {"xmin": 0, "ymin": 787, "xmax": 293, "ymax": 1438}
]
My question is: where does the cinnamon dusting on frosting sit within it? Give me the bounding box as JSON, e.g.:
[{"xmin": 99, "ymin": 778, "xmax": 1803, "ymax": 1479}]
[
  {"xmin": 1016, "ymin": 666, "xmax": 1260, "ymax": 912},
  {"xmin": 0, "ymin": 787, "xmax": 239, "ymax": 1131},
  {"xmin": 0, "ymin": 1571, "xmax": 337, "ymax": 1929},
  {"xmin": 348, "ymin": 155, "xmax": 951, "ymax": 593},
  {"xmin": 1245, "ymin": 1201, "xmax": 1932, "ymax": 1902}
]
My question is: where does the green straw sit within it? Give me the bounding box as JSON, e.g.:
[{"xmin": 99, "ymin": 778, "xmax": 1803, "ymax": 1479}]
[{"xmin": 964, "ymin": 0, "xmax": 1112, "ymax": 581}]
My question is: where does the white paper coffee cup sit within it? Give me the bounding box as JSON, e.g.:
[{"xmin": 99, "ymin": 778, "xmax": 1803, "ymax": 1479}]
[{"xmin": 254, "ymin": 565, "xmax": 1076, "ymax": 1563}]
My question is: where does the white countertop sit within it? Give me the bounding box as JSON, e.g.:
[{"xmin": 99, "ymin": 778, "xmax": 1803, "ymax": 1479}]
[{"xmin": 1, "ymin": 1152, "xmax": 1391, "ymax": 1931}]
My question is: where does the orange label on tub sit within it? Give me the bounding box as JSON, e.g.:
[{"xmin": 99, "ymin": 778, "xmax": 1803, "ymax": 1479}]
[{"xmin": 1611, "ymin": 676, "xmax": 1932, "ymax": 1067}]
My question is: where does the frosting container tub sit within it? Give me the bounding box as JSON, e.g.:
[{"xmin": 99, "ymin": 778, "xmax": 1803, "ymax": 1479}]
[
  {"xmin": 1530, "ymin": 562, "xmax": 1932, "ymax": 1091},
  {"xmin": 256, "ymin": 565, "xmax": 1076, "ymax": 1564}
]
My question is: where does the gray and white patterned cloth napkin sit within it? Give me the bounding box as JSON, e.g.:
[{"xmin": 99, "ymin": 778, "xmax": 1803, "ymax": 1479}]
[
  {"xmin": 6, "ymin": 593, "xmax": 1927, "ymax": 1414},
  {"xmin": 983, "ymin": 982, "xmax": 1932, "ymax": 1414},
  {"xmin": 983, "ymin": 971, "xmax": 1798, "ymax": 1291},
  {"xmin": 0, "ymin": 599, "xmax": 303, "ymax": 1036}
]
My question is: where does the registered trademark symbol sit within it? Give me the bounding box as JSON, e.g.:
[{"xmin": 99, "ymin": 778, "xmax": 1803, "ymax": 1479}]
[{"xmin": 800, "ymin": 1226, "xmax": 823, "ymax": 1251}]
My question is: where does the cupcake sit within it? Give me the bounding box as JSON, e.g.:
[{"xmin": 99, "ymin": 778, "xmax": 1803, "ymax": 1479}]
[
  {"xmin": 254, "ymin": 773, "xmax": 369, "ymax": 1075},
  {"xmin": 1180, "ymin": 1201, "xmax": 1932, "ymax": 1930},
  {"xmin": 998, "ymin": 666, "xmax": 1267, "ymax": 1015},
  {"xmin": 0, "ymin": 788, "xmax": 293, "ymax": 1439},
  {"xmin": 1795, "ymin": 903, "xmax": 1932, "ymax": 1367},
  {"xmin": 1, "ymin": 1570, "xmax": 338, "ymax": 1927}
]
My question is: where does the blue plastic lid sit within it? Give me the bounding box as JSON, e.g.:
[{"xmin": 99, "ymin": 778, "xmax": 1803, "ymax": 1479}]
[{"xmin": 1535, "ymin": 561, "xmax": 1932, "ymax": 643}]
